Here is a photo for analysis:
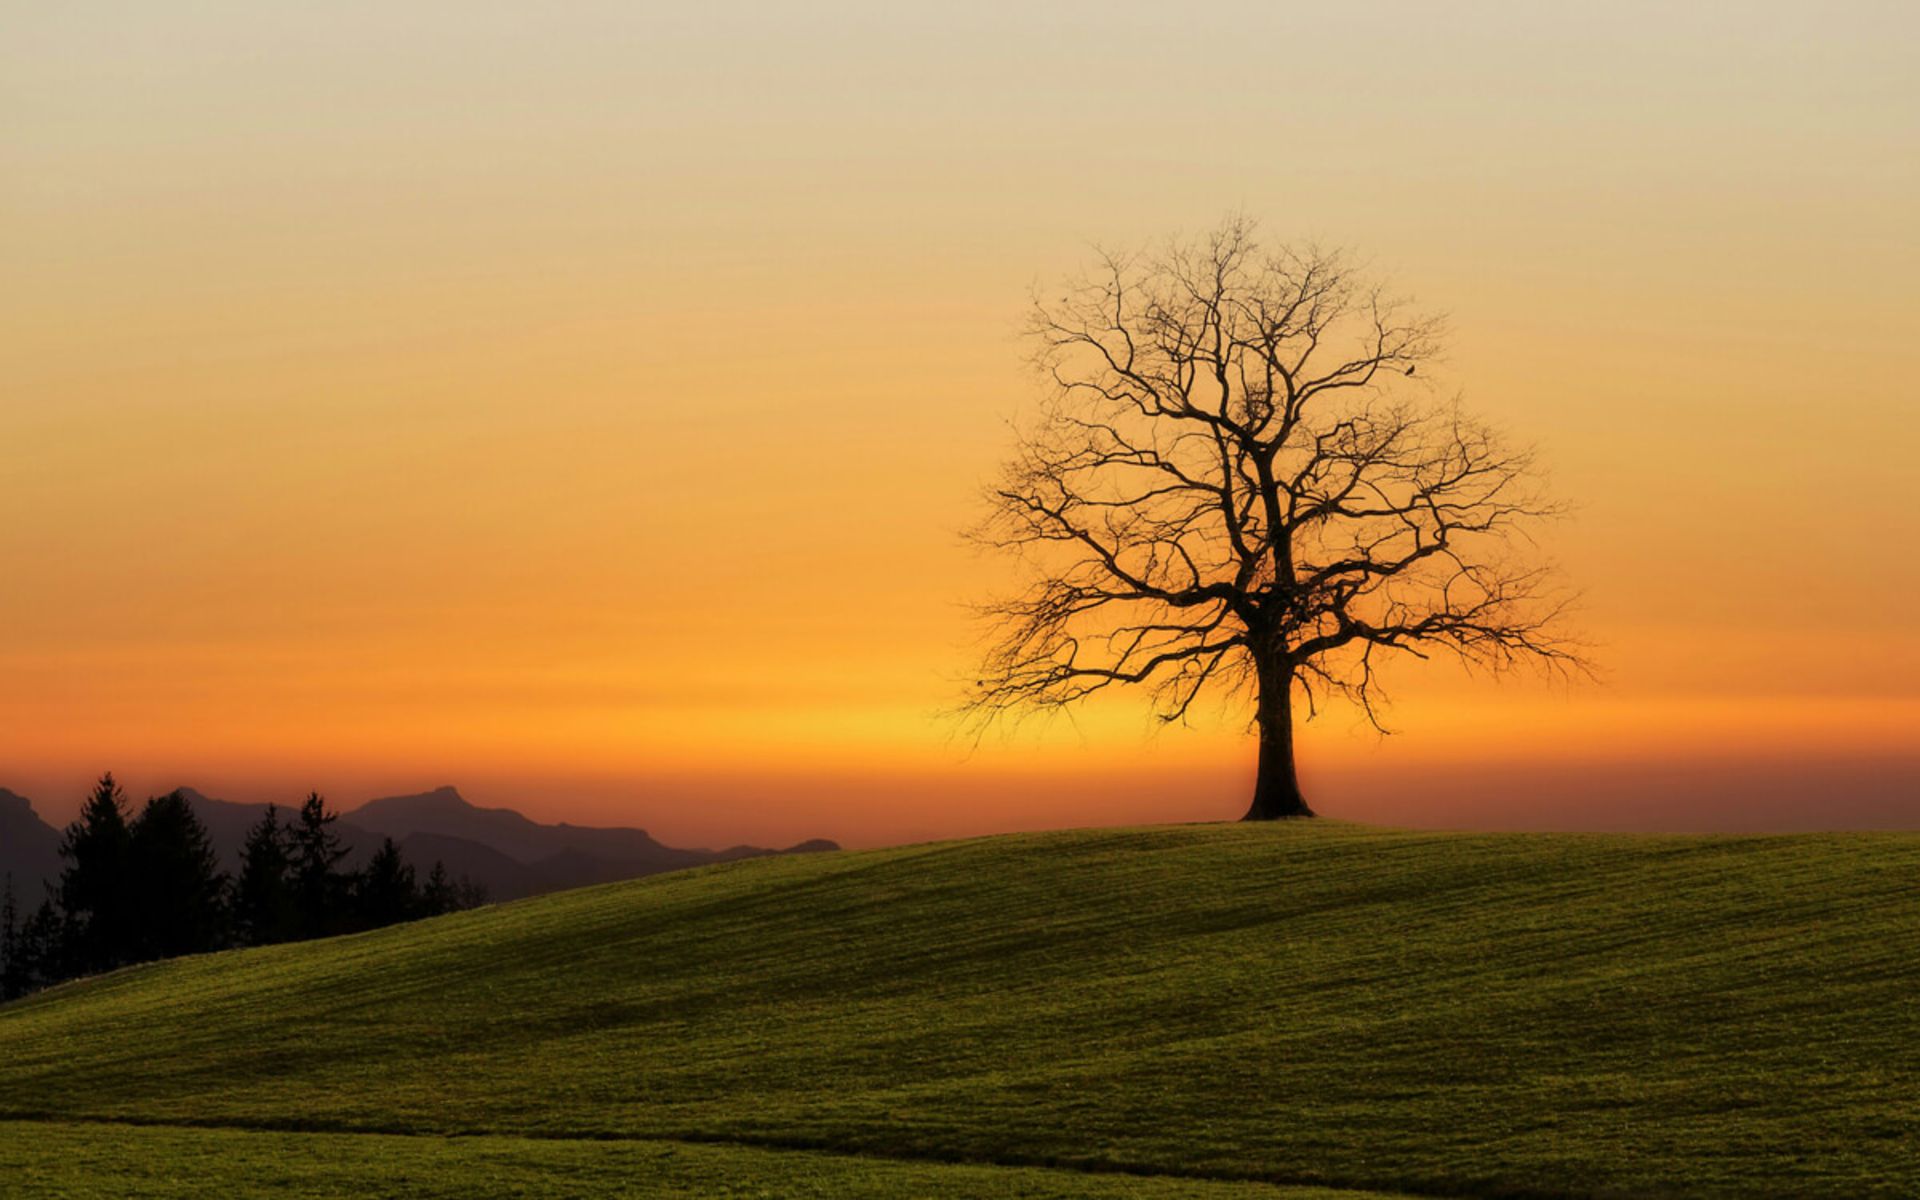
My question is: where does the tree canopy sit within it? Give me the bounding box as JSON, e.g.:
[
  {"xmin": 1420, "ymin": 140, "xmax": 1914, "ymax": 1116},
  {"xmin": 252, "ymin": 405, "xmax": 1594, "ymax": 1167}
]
[{"xmin": 967, "ymin": 218, "xmax": 1582, "ymax": 817}]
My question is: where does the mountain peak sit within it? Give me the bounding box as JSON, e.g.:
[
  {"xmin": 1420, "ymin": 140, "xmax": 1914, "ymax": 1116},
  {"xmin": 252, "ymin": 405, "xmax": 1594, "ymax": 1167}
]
[
  {"xmin": 373, "ymin": 785, "xmax": 469, "ymax": 808},
  {"xmin": 346, "ymin": 787, "xmax": 546, "ymax": 855}
]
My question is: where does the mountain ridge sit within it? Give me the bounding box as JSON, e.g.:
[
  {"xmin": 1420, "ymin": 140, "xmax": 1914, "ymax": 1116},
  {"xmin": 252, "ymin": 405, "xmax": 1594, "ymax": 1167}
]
[
  {"xmin": 0, "ymin": 784, "xmax": 835, "ymax": 903},
  {"xmin": 0, "ymin": 789, "xmax": 61, "ymax": 901}
]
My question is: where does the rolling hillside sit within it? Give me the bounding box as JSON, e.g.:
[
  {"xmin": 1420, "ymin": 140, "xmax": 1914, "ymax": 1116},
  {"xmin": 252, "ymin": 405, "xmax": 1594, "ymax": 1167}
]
[{"xmin": 2, "ymin": 823, "xmax": 1916, "ymax": 1198}]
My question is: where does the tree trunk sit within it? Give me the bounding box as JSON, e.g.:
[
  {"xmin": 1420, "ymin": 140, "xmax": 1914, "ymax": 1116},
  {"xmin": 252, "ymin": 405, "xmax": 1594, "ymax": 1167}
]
[{"xmin": 1243, "ymin": 656, "xmax": 1313, "ymax": 820}]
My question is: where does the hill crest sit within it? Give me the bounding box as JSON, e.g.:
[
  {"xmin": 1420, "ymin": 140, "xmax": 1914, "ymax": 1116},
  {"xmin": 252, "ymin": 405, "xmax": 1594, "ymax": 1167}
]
[{"xmin": 1, "ymin": 824, "xmax": 1913, "ymax": 1198}]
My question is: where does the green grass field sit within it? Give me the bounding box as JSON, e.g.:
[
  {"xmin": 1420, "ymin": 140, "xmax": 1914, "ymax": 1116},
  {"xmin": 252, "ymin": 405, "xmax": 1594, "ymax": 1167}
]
[
  {"xmin": 0, "ymin": 1120, "xmax": 1398, "ymax": 1199},
  {"xmin": 2, "ymin": 822, "xmax": 1916, "ymax": 1198}
]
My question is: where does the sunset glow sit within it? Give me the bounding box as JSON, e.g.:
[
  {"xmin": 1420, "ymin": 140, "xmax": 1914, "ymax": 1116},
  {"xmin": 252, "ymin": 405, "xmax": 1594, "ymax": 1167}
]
[{"xmin": 4, "ymin": 2, "xmax": 1916, "ymax": 842}]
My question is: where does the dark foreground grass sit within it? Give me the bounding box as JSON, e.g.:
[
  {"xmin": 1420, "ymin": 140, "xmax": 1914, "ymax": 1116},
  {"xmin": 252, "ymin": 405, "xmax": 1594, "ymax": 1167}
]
[
  {"xmin": 0, "ymin": 1120, "xmax": 1402, "ymax": 1199},
  {"xmin": 1, "ymin": 823, "xmax": 1917, "ymax": 1198}
]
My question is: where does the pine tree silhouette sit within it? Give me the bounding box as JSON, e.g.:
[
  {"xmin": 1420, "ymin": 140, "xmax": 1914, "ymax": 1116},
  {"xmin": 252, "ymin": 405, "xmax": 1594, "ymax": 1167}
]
[
  {"xmin": 356, "ymin": 838, "xmax": 419, "ymax": 929},
  {"xmin": 0, "ymin": 876, "xmax": 21, "ymax": 1001},
  {"xmin": 128, "ymin": 790, "xmax": 228, "ymax": 961},
  {"xmin": 14, "ymin": 900, "xmax": 62, "ymax": 996},
  {"xmin": 7, "ymin": 775, "xmax": 495, "ymax": 999},
  {"xmin": 287, "ymin": 792, "xmax": 353, "ymax": 939},
  {"xmin": 234, "ymin": 804, "xmax": 296, "ymax": 946},
  {"xmin": 421, "ymin": 861, "xmax": 457, "ymax": 916},
  {"xmin": 57, "ymin": 773, "xmax": 133, "ymax": 974}
]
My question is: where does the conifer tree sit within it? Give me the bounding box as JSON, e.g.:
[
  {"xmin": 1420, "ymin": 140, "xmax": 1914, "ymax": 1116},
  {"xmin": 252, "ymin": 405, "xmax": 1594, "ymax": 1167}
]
[
  {"xmin": 0, "ymin": 876, "xmax": 21, "ymax": 1001},
  {"xmin": 57, "ymin": 773, "xmax": 133, "ymax": 973},
  {"xmin": 234, "ymin": 804, "xmax": 295, "ymax": 946},
  {"xmin": 287, "ymin": 792, "xmax": 353, "ymax": 939},
  {"xmin": 421, "ymin": 861, "xmax": 457, "ymax": 917},
  {"xmin": 454, "ymin": 876, "xmax": 490, "ymax": 911},
  {"xmin": 14, "ymin": 900, "xmax": 63, "ymax": 996},
  {"xmin": 355, "ymin": 838, "xmax": 418, "ymax": 930},
  {"xmin": 128, "ymin": 790, "xmax": 228, "ymax": 960}
]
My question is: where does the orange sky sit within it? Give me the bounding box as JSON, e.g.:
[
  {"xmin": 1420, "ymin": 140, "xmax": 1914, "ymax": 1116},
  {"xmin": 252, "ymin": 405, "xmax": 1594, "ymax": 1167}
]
[{"xmin": 3, "ymin": 3, "xmax": 1917, "ymax": 843}]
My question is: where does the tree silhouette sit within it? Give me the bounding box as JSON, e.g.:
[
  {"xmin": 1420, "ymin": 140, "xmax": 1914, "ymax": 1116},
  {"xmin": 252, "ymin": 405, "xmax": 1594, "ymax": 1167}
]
[
  {"xmin": 6, "ymin": 899, "xmax": 63, "ymax": 998},
  {"xmin": 287, "ymin": 792, "xmax": 353, "ymax": 939},
  {"xmin": 234, "ymin": 804, "xmax": 296, "ymax": 946},
  {"xmin": 57, "ymin": 773, "xmax": 134, "ymax": 972},
  {"xmin": 420, "ymin": 861, "xmax": 457, "ymax": 917},
  {"xmin": 967, "ymin": 219, "xmax": 1582, "ymax": 819},
  {"xmin": 0, "ymin": 877, "xmax": 21, "ymax": 1001},
  {"xmin": 356, "ymin": 838, "xmax": 418, "ymax": 929},
  {"xmin": 0, "ymin": 778, "xmax": 480, "ymax": 1002},
  {"xmin": 128, "ymin": 790, "xmax": 228, "ymax": 960}
]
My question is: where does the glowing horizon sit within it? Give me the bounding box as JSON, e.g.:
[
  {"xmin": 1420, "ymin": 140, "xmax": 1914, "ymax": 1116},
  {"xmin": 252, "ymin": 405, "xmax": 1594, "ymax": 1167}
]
[{"xmin": 4, "ymin": 3, "xmax": 1916, "ymax": 843}]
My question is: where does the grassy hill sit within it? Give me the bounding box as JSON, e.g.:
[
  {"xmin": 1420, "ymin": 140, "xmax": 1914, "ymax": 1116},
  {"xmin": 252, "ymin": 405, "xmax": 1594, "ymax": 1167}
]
[{"xmin": 2, "ymin": 822, "xmax": 1916, "ymax": 1198}]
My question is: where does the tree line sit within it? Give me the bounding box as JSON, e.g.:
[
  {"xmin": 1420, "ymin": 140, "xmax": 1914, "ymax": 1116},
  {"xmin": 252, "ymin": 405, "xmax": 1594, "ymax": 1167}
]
[{"xmin": 1, "ymin": 773, "xmax": 482, "ymax": 1000}]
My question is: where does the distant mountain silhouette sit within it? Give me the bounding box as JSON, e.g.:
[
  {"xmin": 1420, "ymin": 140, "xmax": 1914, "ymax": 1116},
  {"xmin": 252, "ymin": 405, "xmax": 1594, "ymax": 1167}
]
[
  {"xmin": 349, "ymin": 787, "xmax": 684, "ymax": 863},
  {"xmin": 0, "ymin": 788, "xmax": 61, "ymax": 903},
  {"xmin": 343, "ymin": 786, "xmax": 836, "ymax": 898},
  {"xmin": 0, "ymin": 784, "xmax": 836, "ymax": 905},
  {"xmin": 170, "ymin": 787, "xmax": 382, "ymax": 872},
  {"xmin": 390, "ymin": 831, "xmax": 543, "ymax": 896}
]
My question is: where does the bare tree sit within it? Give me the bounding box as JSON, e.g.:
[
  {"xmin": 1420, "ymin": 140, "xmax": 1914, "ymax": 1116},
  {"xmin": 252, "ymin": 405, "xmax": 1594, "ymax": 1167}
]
[{"xmin": 965, "ymin": 218, "xmax": 1582, "ymax": 820}]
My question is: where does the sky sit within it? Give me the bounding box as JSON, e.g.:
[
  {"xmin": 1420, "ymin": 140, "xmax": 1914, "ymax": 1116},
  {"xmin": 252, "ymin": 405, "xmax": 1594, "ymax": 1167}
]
[{"xmin": 3, "ymin": 2, "xmax": 1916, "ymax": 845}]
